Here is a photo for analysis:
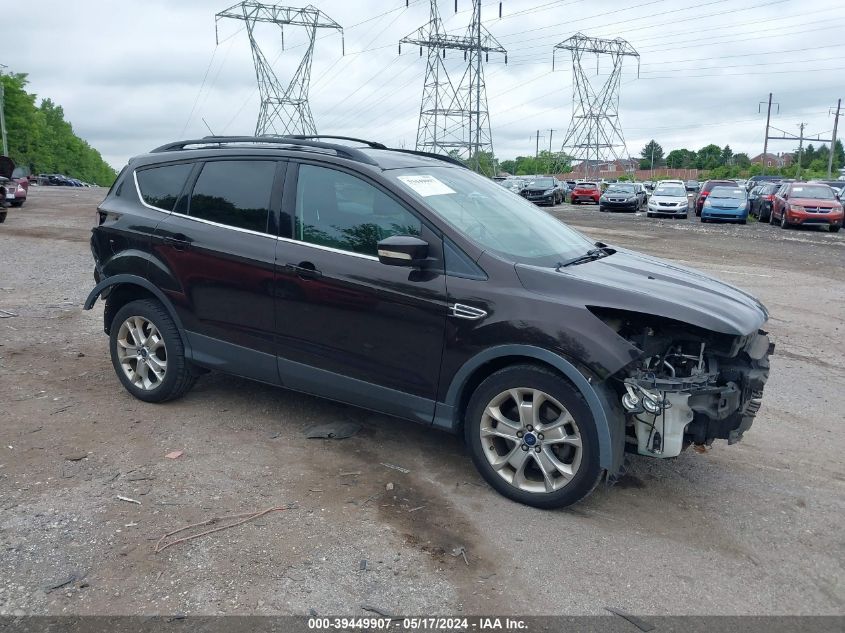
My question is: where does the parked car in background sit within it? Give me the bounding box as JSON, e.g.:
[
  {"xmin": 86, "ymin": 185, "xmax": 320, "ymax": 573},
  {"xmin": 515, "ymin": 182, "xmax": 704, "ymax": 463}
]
[
  {"xmin": 748, "ymin": 183, "xmax": 779, "ymax": 222},
  {"xmin": 500, "ymin": 178, "xmax": 526, "ymax": 194},
  {"xmin": 1, "ymin": 157, "xmax": 28, "ymax": 208},
  {"xmin": 599, "ymin": 183, "xmax": 645, "ymax": 212},
  {"xmin": 570, "ymin": 181, "xmax": 601, "ymax": 204},
  {"xmin": 647, "ymin": 182, "xmax": 689, "ymax": 218},
  {"xmin": 700, "ymin": 185, "xmax": 749, "ymax": 224},
  {"xmin": 642, "ymin": 180, "xmax": 654, "ymax": 191},
  {"xmin": 520, "ymin": 176, "xmax": 563, "ymax": 205},
  {"xmin": 695, "ymin": 179, "xmax": 739, "ymax": 216},
  {"xmin": 770, "ymin": 182, "xmax": 843, "ymax": 232},
  {"xmin": 685, "ymin": 180, "xmax": 700, "ymax": 193},
  {"xmin": 745, "ymin": 174, "xmax": 782, "ymax": 193}
]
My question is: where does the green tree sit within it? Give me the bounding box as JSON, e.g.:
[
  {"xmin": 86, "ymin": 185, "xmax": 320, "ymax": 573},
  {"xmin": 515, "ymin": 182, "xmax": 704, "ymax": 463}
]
[
  {"xmin": 665, "ymin": 148, "xmax": 696, "ymax": 169},
  {"xmin": 0, "ymin": 72, "xmax": 116, "ymax": 185},
  {"xmin": 733, "ymin": 152, "xmax": 751, "ymax": 168},
  {"xmin": 695, "ymin": 144, "xmax": 722, "ymax": 169},
  {"xmin": 720, "ymin": 145, "xmax": 733, "ymax": 166},
  {"xmin": 639, "ymin": 140, "xmax": 663, "ymax": 170}
]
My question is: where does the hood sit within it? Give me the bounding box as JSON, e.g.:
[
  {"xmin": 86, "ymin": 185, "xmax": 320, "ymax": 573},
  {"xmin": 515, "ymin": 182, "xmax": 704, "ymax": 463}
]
[
  {"xmin": 0, "ymin": 156, "xmax": 14, "ymax": 180},
  {"xmin": 789, "ymin": 196, "xmax": 839, "ymax": 207},
  {"xmin": 650, "ymin": 194, "xmax": 687, "ymax": 203},
  {"xmin": 515, "ymin": 249, "xmax": 768, "ymax": 336}
]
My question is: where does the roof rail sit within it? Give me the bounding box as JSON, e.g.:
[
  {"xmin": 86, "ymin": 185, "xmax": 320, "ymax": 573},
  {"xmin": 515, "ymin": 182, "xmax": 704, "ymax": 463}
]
[
  {"xmin": 286, "ymin": 135, "xmax": 389, "ymax": 150},
  {"xmin": 149, "ymin": 136, "xmax": 379, "ymax": 166},
  {"xmin": 385, "ymin": 148, "xmax": 468, "ymax": 169},
  {"xmin": 149, "ymin": 135, "xmax": 469, "ymax": 170}
]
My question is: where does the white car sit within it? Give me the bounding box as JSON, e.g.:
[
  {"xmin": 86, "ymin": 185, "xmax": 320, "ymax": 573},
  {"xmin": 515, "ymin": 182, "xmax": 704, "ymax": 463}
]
[{"xmin": 647, "ymin": 183, "xmax": 690, "ymax": 218}]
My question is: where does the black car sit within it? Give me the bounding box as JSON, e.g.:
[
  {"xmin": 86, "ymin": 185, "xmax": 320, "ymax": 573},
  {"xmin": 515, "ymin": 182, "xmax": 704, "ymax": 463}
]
[
  {"xmin": 598, "ymin": 183, "xmax": 645, "ymax": 212},
  {"xmin": 84, "ymin": 135, "xmax": 773, "ymax": 509},
  {"xmin": 748, "ymin": 183, "xmax": 779, "ymax": 222},
  {"xmin": 519, "ymin": 176, "xmax": 563, "ymax": 206},
  {"xmin": 684, "ymin": 180, "xmax": 700, "ymax": 192},
  {"xmin": 745, "ymin": 174, "xmax": 782, "ymax": 193}
]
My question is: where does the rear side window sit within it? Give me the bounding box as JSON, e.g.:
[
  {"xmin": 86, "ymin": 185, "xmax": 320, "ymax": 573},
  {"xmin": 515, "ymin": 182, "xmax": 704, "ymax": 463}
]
[
  {"xmin": 136, "ymin": 163, "xmax": 192, "ymax": 211},
  {"xmin": 188, "ymin": 160, "xmax": 276, "ymax": 233}
]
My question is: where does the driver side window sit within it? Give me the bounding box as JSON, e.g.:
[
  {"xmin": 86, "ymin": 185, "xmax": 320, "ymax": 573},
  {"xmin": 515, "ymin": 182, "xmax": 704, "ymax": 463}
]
[{"xmin": 294, "ymin": 164, "xmax": 421, "ymax": 257}]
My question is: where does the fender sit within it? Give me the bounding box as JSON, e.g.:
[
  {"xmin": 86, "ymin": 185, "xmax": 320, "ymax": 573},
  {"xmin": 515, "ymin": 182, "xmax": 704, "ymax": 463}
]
[
  {"xmin": 434, "ymin": 344, "xmax": 625, "ymax": 475},
  {"xmin": 82, "ymin": 274, "xmax": 191, "ymax": 352}
]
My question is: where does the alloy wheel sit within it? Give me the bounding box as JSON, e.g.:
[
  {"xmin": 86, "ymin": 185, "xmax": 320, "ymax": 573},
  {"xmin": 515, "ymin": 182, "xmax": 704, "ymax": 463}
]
[
  {"xmin": 479, "ymin": 388, "xmax": 582, "ymax": 493},
  {"xmin": 115, "ymin": 316, "xmax": 167, "ymax": 390}
]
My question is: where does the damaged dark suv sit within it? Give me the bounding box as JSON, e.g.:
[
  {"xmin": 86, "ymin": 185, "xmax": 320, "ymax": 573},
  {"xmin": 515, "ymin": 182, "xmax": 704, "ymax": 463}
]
[{"xmin": 85, "ymin": 136, "xmax": 773, "ymax": 509}]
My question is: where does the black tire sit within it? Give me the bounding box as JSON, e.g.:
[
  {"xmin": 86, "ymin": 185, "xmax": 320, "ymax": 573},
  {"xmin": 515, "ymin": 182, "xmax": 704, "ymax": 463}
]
[
  {"xmin": 599, "ymin": 206, "xmax": 606, "ymax": 212},
  {"xmin": 11, "ymin": 200, "xmax": 24, "ymax": 208},
  {"xmin": 109, "ymin": 299, "xmax": 198, "ymax": 403},
  {"xmin": 739, "ymin": 219, "xmax": 747, "ymax": 225},
  {"xmin": 0, "ymin": 212, "xmax": 6, "ymax": 224},
  {"xmin": 769, "ymin": 208, "xmax": 777, "ymax": 225},
  {"xmin": 646, "ymin": 212, "xmax": 653, "ymax": 218},
  {"xmin": 830, "ymin": 225, "xmax": 841, "ymax": 233},
  {"xmin": 464, "ymin": 364, "xmax": 603, "ymax": 509},
  {"xmin": 701, "ymin": 217, "xmax": 708, "ymax": 223},
  {"xmin": 780, "ymin": 212, "xmax": 789, "ymax": 229}
]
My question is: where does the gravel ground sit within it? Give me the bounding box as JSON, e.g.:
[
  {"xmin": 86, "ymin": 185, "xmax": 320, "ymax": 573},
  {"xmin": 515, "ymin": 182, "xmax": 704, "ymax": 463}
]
[{"xmin": 1, "ymin": 187, "xmax": 843, "ymax": 616}]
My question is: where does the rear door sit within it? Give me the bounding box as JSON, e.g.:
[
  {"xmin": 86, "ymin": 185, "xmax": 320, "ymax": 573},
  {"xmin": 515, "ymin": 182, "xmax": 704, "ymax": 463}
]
[{"xmin": 151, "ymin": 158, "xmax": 285, "ymax": 383}]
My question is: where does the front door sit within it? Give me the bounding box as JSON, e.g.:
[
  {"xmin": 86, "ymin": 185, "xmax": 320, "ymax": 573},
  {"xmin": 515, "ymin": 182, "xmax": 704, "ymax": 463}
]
[
  {"xmin": 274, "ymin": 162, "xmax": 448, "ymax": 423},
  {"xmin": 152, "ymin": 158, "xmax": 285, "ymax": 383}
]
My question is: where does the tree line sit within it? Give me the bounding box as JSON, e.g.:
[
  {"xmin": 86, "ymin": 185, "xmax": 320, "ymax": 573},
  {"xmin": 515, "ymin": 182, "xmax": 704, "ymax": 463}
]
[
  {"xmin": 1, "ymin": 72, "xmax": 117, "ymax": 186},
  {"xmin": 639, "ymin": 139, "xmax": 845, "ymax": 179}
]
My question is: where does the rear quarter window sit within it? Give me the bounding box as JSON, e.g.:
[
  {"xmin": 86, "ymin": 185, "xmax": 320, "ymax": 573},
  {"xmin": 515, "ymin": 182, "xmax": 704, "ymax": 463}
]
[
  {"xmin": 188, "ymin": 160, "xmax": 276, "ymax": 233},
  {"xmin": 135, "ymin": 163, "xmax": 193, "ymax": 211}
]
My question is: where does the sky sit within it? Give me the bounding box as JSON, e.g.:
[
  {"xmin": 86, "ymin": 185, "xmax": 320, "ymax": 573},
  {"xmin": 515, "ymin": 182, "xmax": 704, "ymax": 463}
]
[{"xmin": 5, "ymin": 0, "xmax": 845, "ymax": 169}]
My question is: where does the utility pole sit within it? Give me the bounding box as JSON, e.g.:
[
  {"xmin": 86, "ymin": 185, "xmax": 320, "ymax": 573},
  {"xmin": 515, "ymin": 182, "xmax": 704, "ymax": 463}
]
[
  {"xmin": 0, "ymin": 64, "xmax": 7, "ymax": 156},
  {"xmin": 547, "ymin": 129, "xmax": 555, "ymax": 173},
  {"xmin": 796, "ymin": 122, "xmax": 806, "ymax": 178},
  {"xmin": 650, "ymin": 142, "xmax": 655, "ymax": 180},
  {"xmin": 0, "ymin": 82, "xmax": 7, "ymax": 157},
  {"xmin": 758, "ymin": 93, "xmax": 779, "ymax": 170},
  {"xmin": 827, "ymin": 99, "xmax": 841, "ymax": 178}
]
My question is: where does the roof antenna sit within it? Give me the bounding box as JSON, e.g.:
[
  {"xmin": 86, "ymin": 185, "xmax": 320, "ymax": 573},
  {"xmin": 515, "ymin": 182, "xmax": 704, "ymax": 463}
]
[{"xmin": 202, "ymin": 117, "xmax": 216, "ymax": 137}]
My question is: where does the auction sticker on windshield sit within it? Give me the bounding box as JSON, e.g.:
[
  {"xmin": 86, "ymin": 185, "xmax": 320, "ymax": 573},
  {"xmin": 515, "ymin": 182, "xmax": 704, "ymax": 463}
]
[{"xmin": 397, "ymin": 174, "xmax": 456, "ymax": 197}]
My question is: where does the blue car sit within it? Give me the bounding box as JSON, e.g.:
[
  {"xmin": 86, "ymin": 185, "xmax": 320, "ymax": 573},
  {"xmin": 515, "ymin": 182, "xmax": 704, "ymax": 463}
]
[{"xmin": 700, "ymin": 185, "xmax": 749, "ymax": 224}]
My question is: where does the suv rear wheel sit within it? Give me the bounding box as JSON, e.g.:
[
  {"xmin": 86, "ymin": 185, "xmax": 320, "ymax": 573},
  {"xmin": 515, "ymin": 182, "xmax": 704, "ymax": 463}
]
[
  {"xmin": 464, "ymin": 365, "xmax": 602, "ymax": 508},
  {"xmin": 109, "ymin": 299, "xmax": 197, "ymax": 402}
]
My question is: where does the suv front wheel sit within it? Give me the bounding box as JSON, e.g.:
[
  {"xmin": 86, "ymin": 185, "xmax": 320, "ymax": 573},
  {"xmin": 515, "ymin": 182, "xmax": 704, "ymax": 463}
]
[
  {"xmin": 109, "ymin": 299, "xmax": 198, "ymax": 402},
  {"xmin": 464, "ymin": 365, "xmax": 602, "ymax": 509}
]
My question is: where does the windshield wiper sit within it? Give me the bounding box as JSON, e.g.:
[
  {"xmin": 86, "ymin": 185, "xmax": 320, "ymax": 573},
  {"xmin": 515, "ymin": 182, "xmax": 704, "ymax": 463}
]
[{"xmin": 557, "ymin": 247, "xmax": 613, "ymax": 269}]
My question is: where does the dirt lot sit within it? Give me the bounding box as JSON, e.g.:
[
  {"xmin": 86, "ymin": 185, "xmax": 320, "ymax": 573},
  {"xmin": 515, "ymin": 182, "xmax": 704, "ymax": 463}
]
[{"xmin": 1, "ymin": 187, "xmax": 843, "ymax": 616}]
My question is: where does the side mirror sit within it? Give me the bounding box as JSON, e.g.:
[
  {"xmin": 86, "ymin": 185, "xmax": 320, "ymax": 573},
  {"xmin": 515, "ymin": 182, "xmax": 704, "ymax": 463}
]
[{"xmin": 377, "ymin": 235, "xmax": 429, "ymax": 267}]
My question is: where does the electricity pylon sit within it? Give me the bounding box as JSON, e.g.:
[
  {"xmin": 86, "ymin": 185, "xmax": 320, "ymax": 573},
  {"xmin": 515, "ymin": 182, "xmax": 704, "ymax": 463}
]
[
  {"xmin": 216, "ymin": 2, "xmax": 343, "ymax": 136},
  {"xmin": 400, "ymin": 1, "xmax": 506, "ymax": 173},
  {"xmin": 553, "ymin": 33, "xmax": 639, "ymax": 180}
]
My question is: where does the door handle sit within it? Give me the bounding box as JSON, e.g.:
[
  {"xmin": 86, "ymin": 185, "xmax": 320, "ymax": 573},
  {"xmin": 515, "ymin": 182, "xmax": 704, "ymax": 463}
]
[
  {"xmin": 163, "ymin": 234, "xmax": 190, "ymax": 251},
  {"xmin": 285, "ymin": 262, "xmax": 322, "ymax": 279}
]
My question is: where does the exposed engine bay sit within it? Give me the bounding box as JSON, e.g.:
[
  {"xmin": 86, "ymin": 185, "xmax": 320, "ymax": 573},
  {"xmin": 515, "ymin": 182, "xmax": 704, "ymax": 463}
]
[{"xmin": 599, "ymin": 310, "xmax": 773, "ymax": 458}]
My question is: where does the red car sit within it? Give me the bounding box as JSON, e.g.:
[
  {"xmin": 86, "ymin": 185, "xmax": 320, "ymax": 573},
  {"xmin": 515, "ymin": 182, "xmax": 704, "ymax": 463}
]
[
  {"xmin": 0, "ymin": 156, "xmax": 28, "ymax": 208},
  {"xmin": 770, "ymin": 182, "xmax": 843, "ymax": 232},
  {"xmin": 695, "ymin": 179, "xmax": 737, "ymax": 216},
  {"xmin": 570, "ymin": 181, "xmax": 601, "ymax": 204}
]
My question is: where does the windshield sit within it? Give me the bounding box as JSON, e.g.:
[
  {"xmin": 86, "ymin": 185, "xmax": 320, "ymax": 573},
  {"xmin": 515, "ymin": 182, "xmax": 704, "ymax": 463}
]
[
  {"xmin": 528, "ymin": 178, "xmax": 554, "ymax": 188},
  {"xmin": 791, "ymin": 185, "xmax": 835, "ymax": 199},
  {"xmin": 710, "ymin": 187, "xmax": 745, "ymax": 198},
  {"xmin": 606, "ymin": 185, "xmax": 635, "ymax": 194},
  {"xmin": 392, "ymin": 168, "xmax": 594, "ymax": 266},
  {"xmin": 654, "ymin": 186, "xmax": 686, "ymax": 197}
]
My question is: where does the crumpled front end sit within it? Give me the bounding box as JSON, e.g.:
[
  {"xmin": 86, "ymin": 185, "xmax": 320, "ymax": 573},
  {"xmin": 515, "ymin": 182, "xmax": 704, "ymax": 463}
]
[{"xmin": 592, "ymin": 307, "xmax": 773, "ymax": 458}]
